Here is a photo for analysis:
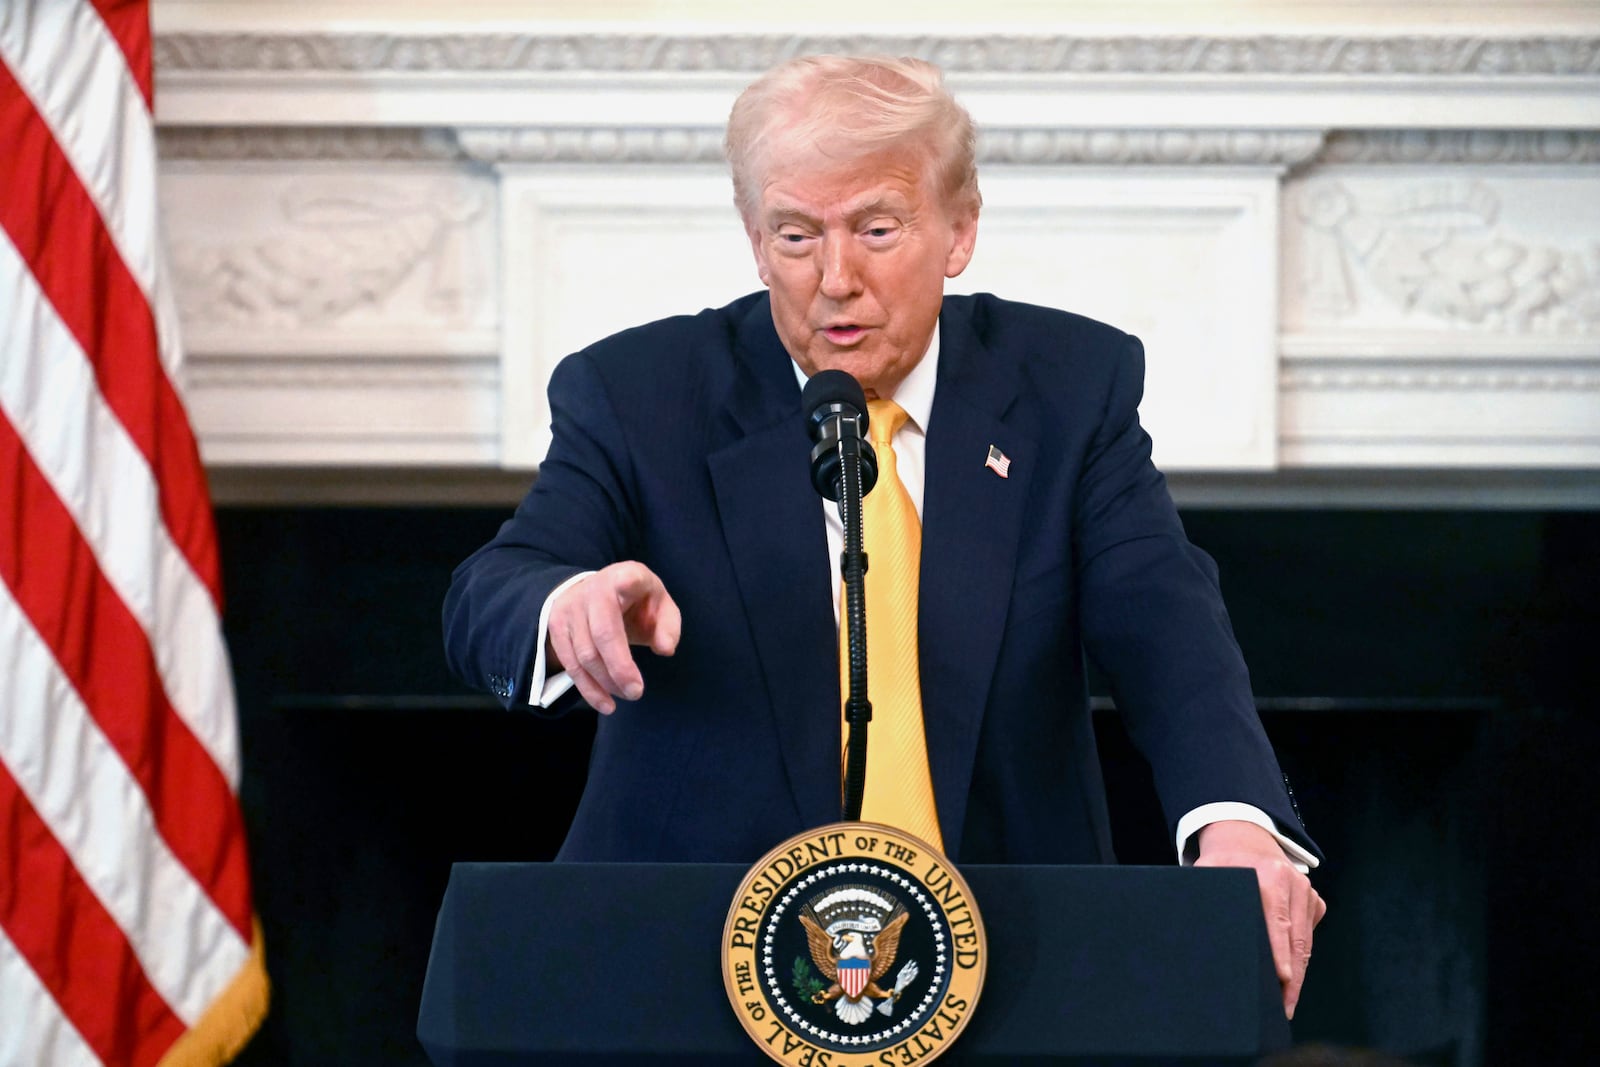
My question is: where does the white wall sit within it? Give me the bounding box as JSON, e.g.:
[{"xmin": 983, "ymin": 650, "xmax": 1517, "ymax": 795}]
[{"xmin": 150, "ymin": 8, "xmax": 1600, "ymax": 498}]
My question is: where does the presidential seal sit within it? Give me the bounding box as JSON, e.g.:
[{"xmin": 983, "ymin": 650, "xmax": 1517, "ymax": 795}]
[{"xmin": 722, "ymin": 823, "xmax": 985, "ymax": 1066}]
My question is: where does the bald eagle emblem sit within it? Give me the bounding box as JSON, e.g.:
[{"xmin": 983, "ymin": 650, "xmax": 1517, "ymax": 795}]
[{"xmin": 798, "ymin": 885, "xmax": 921, "ymax": 1026}]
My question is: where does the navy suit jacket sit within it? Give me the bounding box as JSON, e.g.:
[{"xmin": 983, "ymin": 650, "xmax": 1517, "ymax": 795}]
[{"xmin": 443, "ymin": 291, "xmax": 1318, "ymax": 866}]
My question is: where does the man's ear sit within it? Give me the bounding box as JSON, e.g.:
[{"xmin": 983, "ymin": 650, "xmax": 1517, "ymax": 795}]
[{"xmin": 944, "ymin": 208, "xmax": 979, "ymax": 279}]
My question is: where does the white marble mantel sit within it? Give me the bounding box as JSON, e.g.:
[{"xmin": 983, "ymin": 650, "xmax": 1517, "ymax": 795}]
[{"xmin": 148, "ymin": 6, "xmax": 1600, "ymax": 503}]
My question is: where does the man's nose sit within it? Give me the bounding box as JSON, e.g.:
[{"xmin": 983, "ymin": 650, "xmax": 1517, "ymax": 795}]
[{"xmin": 818, "ymin": 236, "xmax": 861, "ymax": 300}]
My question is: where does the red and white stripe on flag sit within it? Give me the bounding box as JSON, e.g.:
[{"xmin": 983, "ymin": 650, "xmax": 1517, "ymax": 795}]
[{"xmin": 0, "ymin": 2, "xmax": 268, "ymax": 1065}]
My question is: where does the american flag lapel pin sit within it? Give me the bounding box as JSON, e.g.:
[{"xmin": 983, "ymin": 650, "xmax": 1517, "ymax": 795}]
[{"xmin": 984, "ymin": 444, "xmax": 1011, "ymax": 478}]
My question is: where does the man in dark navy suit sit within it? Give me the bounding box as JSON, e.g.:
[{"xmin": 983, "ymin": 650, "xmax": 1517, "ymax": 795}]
[{"xmin": 444, "ymin": 54, "xmax": 1326, "ymax": 1017}]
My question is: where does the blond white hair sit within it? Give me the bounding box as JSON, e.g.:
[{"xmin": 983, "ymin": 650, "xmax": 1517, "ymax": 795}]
[{"xmin": 724, "ymin": 54, "xmax": 981, "ymax": 224}]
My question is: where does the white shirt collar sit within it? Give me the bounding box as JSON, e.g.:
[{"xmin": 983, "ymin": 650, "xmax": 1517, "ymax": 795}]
[{"xmin": 789, "ymin": 324, "xmax": 940, "ymax": 435}]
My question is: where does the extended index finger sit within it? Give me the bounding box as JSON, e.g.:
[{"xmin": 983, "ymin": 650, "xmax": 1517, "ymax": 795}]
[
  {"xmin": 605, "ymin": 561, "xmax": 665, "ymax": 610},
  {"xmin": 586, "ymin": 578, "xmax": 645, "ymax": 701},
  {"xmin": 607, "ymin": 562, "xmax": 681, "ymax": 655},
  {"xmin": 644, "ymin": 586, "xmax": 682, "ymax": 655}
]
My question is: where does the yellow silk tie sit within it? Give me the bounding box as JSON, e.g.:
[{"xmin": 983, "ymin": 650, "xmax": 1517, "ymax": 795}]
[{"xmin": 841, "ymin": 399, "xmax": 943, "ymax": 851}]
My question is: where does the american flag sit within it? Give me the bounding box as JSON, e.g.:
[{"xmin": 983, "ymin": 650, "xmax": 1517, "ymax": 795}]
[
  {"xmin": 984, "ymin": 444, "xmax": 1010, "ymax": 479},
  {"xmin": 0, "ymin": 3, "xmax": 267, "ymax": 1065}
]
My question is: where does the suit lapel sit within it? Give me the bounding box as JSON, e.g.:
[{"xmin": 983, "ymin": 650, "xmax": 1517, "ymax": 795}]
[
  {"xmin": 708, "ymin": 297, "xmax": 841, "ymax": 831},
  {"xmin": 920, "ymin": 299, "xmax": 1033, "ymax": 855}
]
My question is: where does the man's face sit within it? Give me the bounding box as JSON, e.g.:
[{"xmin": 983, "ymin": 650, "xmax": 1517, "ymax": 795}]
[{"xmin": 745, "ymin": 143, "xmax": 978, "ymax": 399}]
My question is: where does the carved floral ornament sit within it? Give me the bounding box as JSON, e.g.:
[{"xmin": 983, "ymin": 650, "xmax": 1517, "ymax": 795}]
[
  {"xmin": 157, "ymin": 126, "xmax": 462, "ymax": 162},
  {"xmin": 1319, "ymin": 130, "xmax": 1600, "ymax": 166},
  {"xmin": 159, "ymin": 125, "xmax": 1333, "ymax": 167},
  {"xmin": 1280, "ymin": 368, "xmax": 1600, "ymax": 392},
  {"xmin": 450, "ymin": 127, "xmax": 1328, "ymax": 167},
  {"xmin": 157, "ymin": 127, "xmax": 1600, "ymax": 168},
  {"xmin": 162, "ymin": 125, "xmax": 1330, "ymax": 167},
  {"xmin": 169, "ymin": 180, "xmax": 488, "ymax": 329},
  {"xmin": 152, "ymin": 32, "xmax": 1600, "ymax": 76},
  {"xmin": 1294, "ymin": 180, "xmax": 1600, "ymax": 335}
]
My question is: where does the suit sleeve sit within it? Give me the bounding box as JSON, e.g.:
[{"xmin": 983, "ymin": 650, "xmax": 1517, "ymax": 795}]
[
  {"xmin": 442, "ymin": 352, "xmax": 639, "ymax": 710},
  {"xmin": 1072, "ymin": 334, "xmax": 1322, "ymax": 862}
]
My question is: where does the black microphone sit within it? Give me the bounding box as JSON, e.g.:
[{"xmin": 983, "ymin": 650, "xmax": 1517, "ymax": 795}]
[
  {"xmin": 802, "ymin": 370, "xmax": 878, "ymax": 501},
  {"xmin": 801, "ymin": 369, "xmax": 876, "ymax": 821}
]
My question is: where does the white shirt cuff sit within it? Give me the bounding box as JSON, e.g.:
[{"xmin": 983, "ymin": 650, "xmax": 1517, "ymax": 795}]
[
  {"xmin": 528, "ymin": 571, "xmax": 593, "ymax": 708},
  {"xmin": 1175, "ymin": 802, "xmax": 1318, "ymax": 874}
]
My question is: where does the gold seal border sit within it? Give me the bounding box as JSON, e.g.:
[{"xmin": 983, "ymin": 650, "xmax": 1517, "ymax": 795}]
[{"xmin": 722, "ymin": 822, "xmax": 987, "ymax": 1067}]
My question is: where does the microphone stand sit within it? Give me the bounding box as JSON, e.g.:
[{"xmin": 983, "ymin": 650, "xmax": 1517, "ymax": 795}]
[{"xmin": 835, "ymin": 416, "xmax": 871, "ymax": 822}]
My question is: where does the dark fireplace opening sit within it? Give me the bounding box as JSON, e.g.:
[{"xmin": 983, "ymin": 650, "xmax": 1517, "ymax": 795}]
[{"xmin": 217, "ymin": 506, "xmax": 1598, "ymax": 1067}]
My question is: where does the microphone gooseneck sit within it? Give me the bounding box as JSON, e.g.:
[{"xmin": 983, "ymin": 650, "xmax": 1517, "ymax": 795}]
[{"xmin": 802, "ymin": 370, "xmax": 876, "ymax": 822}]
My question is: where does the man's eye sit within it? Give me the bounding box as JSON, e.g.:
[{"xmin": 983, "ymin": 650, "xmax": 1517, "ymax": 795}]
[{"xmin": 864, "ymin": 226, "xmax": 896, "ymax": 239}]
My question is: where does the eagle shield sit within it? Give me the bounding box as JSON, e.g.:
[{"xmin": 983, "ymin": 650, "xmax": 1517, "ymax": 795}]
[
  {"xmin": 839, "ymin": 957, "xmax": 871, "ymax": 1000},
  {"xmin": 797, "ymin": 885, "xmax": 916, "ymax": 1025}
]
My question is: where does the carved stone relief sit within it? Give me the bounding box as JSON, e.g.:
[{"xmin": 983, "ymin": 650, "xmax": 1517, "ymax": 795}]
[
  {"xmin": 456, "ymin": 126, "xmax": 1326, "ymax": 167},
  {"xmin": 977, "ymin": 129, "xmax": 1325, "ymax": 167},
  {"xmin": 152, "ymin": 32, "xmax": 1600, "ymax": 77},
  {"xmin": 1287, "ymin": 177, "xmax": 1600, "ymax": 334},
  {"xmin": 162, "ymin": 173, "xmax": 492, "ymax": 336},
  {"xmin": 1281, "ymin": 366, "xmax": 1600, "ymax": 392},
  {"xmin": 1316, "ymin": 130, "xmax": 1600, "ymax": 167},
  {"xmin": 155, "ymin": 125, "xmax": 1600, "ymax": 170},
  {"xmin": 158, "ymin": 126, "xmax": 462, "ymax": 162}
]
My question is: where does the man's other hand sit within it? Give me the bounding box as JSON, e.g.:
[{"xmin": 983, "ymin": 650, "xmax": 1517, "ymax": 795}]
[
  {"xmin": 1194, "ymin": 819, "xmax": 1327, "ymax": 1020},
  {"xmin": 546, "ymin": 562, "xmax": 681, "ymax": 714}
]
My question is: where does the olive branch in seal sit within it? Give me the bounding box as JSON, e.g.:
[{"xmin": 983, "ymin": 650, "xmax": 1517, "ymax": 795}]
[{"xmin": 791, "ymin": 956, "xmax": 827, "ymax": 1001}]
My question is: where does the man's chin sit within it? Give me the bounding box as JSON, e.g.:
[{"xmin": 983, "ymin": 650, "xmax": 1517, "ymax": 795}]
[{"xmin": 802, "ymin": 350, "xmax": 895, "ymax": 395}]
